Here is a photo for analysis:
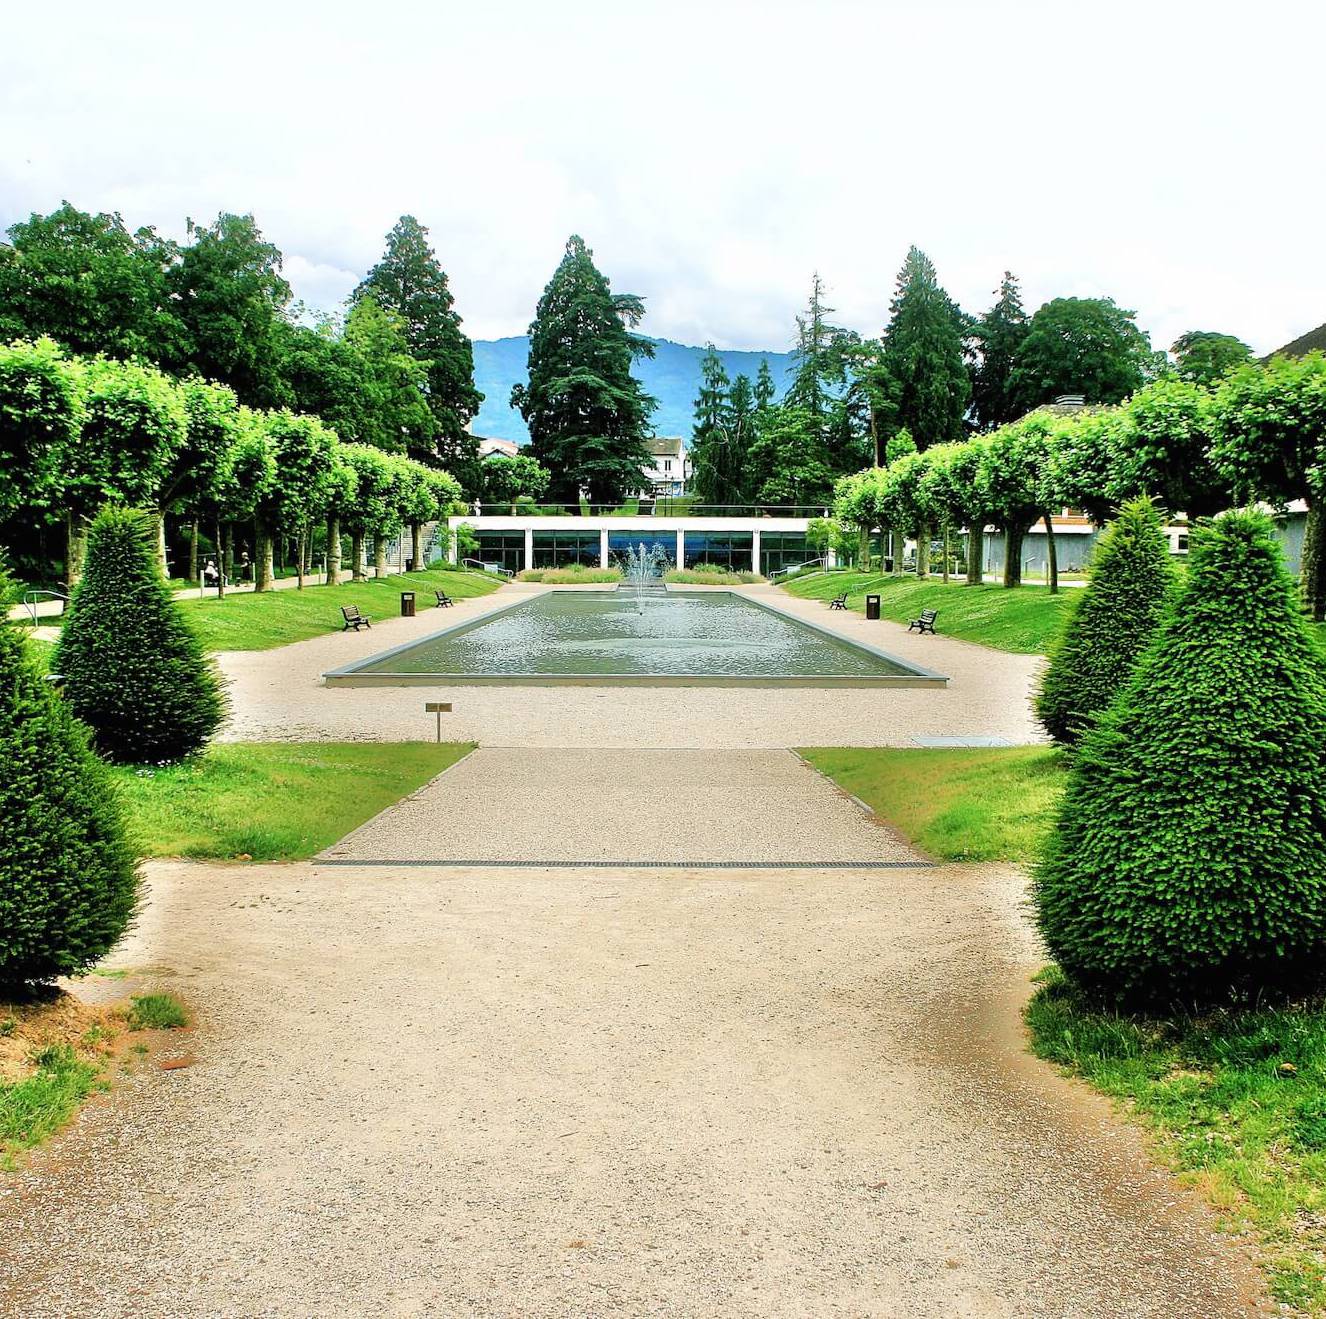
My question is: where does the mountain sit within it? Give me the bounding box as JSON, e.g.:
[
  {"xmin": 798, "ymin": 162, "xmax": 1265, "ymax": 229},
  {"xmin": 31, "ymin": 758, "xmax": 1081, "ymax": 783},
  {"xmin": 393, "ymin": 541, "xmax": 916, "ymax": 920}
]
[{"xmin": 470, "ymin": 337, "xmax": 795, "ymax": 443}]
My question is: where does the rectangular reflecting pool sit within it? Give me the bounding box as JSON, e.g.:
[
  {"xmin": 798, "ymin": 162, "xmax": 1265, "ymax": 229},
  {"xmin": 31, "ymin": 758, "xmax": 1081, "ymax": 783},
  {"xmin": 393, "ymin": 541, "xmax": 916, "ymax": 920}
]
[{"xmin": 325, "ymin": 590, "xmax": 946, "ymax": 688}]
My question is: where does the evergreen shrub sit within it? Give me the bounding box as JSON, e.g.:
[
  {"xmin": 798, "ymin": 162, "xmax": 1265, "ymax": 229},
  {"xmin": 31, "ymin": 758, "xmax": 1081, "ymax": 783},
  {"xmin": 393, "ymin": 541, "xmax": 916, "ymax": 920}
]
[
  {"xmin": 1034, "ymin": 511, "xmax": 1326, "ymax": 1005},
  {"xmin": 0, "ymin": 571, "xmax": 139, "ymax": 987},
  {"xmin": 1036, "ymin": 497, "xmax": 1176, "ymax": 746},
  {"xmin": 55, "ymin": 507, "xmax": 226, "ymax": 763}
]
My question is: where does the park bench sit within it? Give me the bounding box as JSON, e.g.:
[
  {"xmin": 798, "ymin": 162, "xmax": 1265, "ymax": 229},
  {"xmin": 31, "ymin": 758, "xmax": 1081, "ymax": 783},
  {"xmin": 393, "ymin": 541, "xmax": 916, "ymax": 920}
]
[
  {"xmin": 828, "ymin": 593, "xmax": 848, "ymax": 610},
  {"xmin": 434, "ymin": 589, "xmax": 455, "ymax": 608},
  {"xmin": 908, "ymin": 609, "xmax": 939, "ymax": 634},
  {"xmin": 340, "ymin": 604, "xmax": 372, "ymax": 631}
]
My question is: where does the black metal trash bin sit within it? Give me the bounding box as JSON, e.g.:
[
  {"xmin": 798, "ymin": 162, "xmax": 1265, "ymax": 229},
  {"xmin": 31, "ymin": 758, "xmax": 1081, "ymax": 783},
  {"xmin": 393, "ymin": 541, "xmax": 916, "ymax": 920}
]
[
  {"xmin": 865, "ymin": 594, "xmax": 881, "ymax": 620},
  {"xmin": 401, "ymin": 591, "xmax": 416, "ymax": 618},
  {"xmin": 405, "ymin": 558, "xmax": 416, "ymax": 573}
]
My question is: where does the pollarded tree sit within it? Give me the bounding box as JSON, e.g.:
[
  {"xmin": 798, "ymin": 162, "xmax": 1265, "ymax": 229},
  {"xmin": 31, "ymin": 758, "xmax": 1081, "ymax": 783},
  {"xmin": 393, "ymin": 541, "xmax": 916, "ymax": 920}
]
[
  {"xmin": 0, "ymin": 568, "xmax": 139, "ymax": 988},
  {"xmin": 919, "ymin": 440, "xmax": 990, "ymax": 585},
  {"xmin": 1109, "ymin": 376, "xmax": 1231, "ymax": 518},
  {"xmin": 400, "ymin": 459, "xmax": 462, "ymax": 571},
  {"xmin": 55, "ymin": 507, "xmax": 226, "ymax": 764},
  {"xmin": 321, "ymin": 445, "xmax": 359, "ymax": 586},
  {"xmin": 833, "ymin": 468, "xmax": 885, "ymax": 570},
  {"xmin": 59, "ymin": 356, "xmax": 187, "ymax": 583},
  {"xmin": 976, "ymin": 416, "xmax": 1055, "ymax": 587},
  {"xmin": 512, "ymin": 235, "xmax": 657, "ymax": 505},
  {"xmin": 878, "ymin": 451, "xmax": 937, "ymax": 577},
  {"xmin": 1212, "ymin": 352, "xmax": 1326, "ymax": 619},
  {"xmin": 253, "ymin": 411, "xmax": 336, "ymax": 589},
  {"xmin": 214, "ymin": 409, "xmax": 276, "ymax": 584},
  {"xmin": 1034, "ymin": 511, "xmax": 1326, "ymax": 1005},
  {"xmin": 339, "ymin": 444, "xmax": 396, "ymax": 580},
  {"xmin": 1036, "ymin": 497, "xmax": 1176, "ymax": 747},
  {"xmin": 170, "ymin": 378, "xmax": 242, "ymax": 582},
  {"xmin": 1045, "ymin": 409, "xmax": 1118, "ymax": 527},
  {"xmin": 0, "ymin": 336, "xmax": 80, "ymax": 527},
  {"xmin": 880, "ymin": 246, "xmax": 970, "ymax": 450}
]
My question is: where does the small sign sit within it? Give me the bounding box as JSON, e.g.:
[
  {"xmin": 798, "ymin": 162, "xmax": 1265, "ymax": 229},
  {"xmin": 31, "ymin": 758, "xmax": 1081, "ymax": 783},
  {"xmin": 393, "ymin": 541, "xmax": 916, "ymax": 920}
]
[{"xmin": 425, "ymin": 702, "xmax": 452, "ymax": 713}]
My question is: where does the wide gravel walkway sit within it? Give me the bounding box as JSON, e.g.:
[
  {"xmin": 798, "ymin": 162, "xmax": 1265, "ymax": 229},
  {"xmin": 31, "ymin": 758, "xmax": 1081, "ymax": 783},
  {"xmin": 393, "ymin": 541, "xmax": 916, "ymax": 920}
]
[
  {"xmin": 218, "ymin": 583, "xmax": 1043, "ymax": 748},
  {"xmin": 0, "ymin": 858, "xmax": 1262, "ymax": 1317}
]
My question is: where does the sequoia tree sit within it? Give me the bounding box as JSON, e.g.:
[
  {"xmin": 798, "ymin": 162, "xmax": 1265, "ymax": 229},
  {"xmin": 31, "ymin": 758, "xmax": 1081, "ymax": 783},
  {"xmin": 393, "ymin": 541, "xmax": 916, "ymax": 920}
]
[{"xmin": 512, "ymin": 235, "xmax": 657, "ymax": 504}]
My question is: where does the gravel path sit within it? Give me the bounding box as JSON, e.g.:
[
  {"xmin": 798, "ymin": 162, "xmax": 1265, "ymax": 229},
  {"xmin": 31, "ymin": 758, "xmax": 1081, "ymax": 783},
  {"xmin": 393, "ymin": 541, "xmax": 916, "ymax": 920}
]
[
  {"xmin": 218, "ymin": 583, "xmax": 1043, "ymax": 748},
  {"xmin": 321, "ymin": 747, "xmax": 917, "ymax": 864},
  {"xmin": 0, "ymin": 860, "xmax": 1264, "ymax": 1317}
]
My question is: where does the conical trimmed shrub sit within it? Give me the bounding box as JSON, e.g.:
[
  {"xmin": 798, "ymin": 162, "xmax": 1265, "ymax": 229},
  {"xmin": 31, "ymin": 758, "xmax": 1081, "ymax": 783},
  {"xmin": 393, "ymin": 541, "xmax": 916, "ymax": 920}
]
[
  {"xmin": 55, "ymin": 507, "xmax": 226, "ymax": 763},
  {"xmin": 1036, "ymin": 497, "xmax": 1176, "ymax": 747},
  {"xmin": 1034, "ymin": 510, "xmax": 1326, "ymax": 1005},
  {"xmin": 0, "ymin": 572, "xmax": 139, "ymax": 988}
]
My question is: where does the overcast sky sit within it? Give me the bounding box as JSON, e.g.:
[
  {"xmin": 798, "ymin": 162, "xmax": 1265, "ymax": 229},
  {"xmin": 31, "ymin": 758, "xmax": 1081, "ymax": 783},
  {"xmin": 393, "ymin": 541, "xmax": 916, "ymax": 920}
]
[{"xmin": 2, "ymin": 1, "xmax": 1322, "ymax": 356}]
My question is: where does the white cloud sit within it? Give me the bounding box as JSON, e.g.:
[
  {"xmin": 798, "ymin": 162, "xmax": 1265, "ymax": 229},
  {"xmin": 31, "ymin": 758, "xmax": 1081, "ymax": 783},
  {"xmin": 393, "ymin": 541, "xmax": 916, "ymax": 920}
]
[{"xmin": 1, "ymin": 0, "xmax": 1322, "ymax": 355}]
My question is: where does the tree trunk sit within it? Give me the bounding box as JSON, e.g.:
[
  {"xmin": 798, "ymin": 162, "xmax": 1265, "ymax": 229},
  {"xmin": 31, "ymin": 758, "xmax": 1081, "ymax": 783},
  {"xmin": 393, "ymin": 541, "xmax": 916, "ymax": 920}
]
[
  {"xmin": 222, "ymin": 523, "xmax": 234, "ymax": 588},
  {"xmin": 255, "ymin": 518, "xmax": 275, "ymax": 592},
  {"xmin": 1003, "ymin": 526, "xmax": 1025, "ymax": 588},
  {"xmin": 65, "ymin": 511, "xmax": 88, "ymax": 590},
  {"xmin": 374, "ymin": 536, "xmax": 388, "ymax": 578},
  {"xmin": 966, "ymin": 526, "xmax": 983, "ymax": 586},
  {"xmin": 326, "ymin": 515, "xmax": 341, "ymax": 586},
  {"xmin": 188, "ymin": 518, "xmax": 200, "ymax": 582},
  {"xmin": 942, "ymin": 525, "xmax": 950, "ymax": 584},
  {"xmin": 153, "ymin": 511, "xmax": 169, "ymax": 578},
  {"xmin": 916, "ymin": 522, "xmax": 931, "ymax": 578},
  {"xmin": 1043, "ymin": 512, "xmax": 1059, "ymax": 594},
  {"xmin": 351, "ymin": 532, "xmax": 366, "ymax": 582},
  {"xmin": 1302, "ymin": 498, "xmax": 1326, "ymax": 622},
  {"xmin": 215, "ymin": 519, "xmax": 227, "ymax": 599},
  {"xmin": 412, "ymin": 522, "xmax": 424, "ymax": 572},
  {"xmin": 858, "ymin": 525, "xmax": 870, "ymax": 571},
  {"xmin": 296, "ymin": 530, "xmax": 306, "ymax": 590}
]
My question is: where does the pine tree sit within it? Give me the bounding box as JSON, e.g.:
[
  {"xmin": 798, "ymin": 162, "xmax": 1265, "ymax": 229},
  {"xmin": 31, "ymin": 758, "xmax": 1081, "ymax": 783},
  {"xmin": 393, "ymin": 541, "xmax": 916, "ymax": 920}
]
[
  {"xmin": 355, "ymin": 216, "xmax": 483, "ymax": 490},
  {"xmin": 1036, "ymin": 498, "xmax": 1176, "ymax": 747},
  {"xmin": 881, "ymin": 246, "xmax": 971, "ymax": 449},
  {"xmin": 753, "ymin": 359, "xmax": 776, "ymax": 412},
  {"xmin": 689, "ymin": 344, "xmax": 743, "ymax": 505},
  {"xmin": 969, "ymin": 272, "xmax": 1029, "ymax": 429},
  {"xmin": 0, "ymin": 569, "xmax": 139, "ymax": 988},
  {"xmin": 1034, "ymin": 511, "xmax": 1326, "ymax": 1004},
  {"xmin": 511, "ymin": 235, "xmax": 657, "ymax": 505},
  {"xmin": 55, "ymin": 507, "xmax": 226, "ymax": 763}
]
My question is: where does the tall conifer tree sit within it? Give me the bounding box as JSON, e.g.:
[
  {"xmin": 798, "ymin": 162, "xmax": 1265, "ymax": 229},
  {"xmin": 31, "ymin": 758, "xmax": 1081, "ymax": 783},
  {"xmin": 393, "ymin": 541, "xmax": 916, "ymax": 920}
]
[
  {"xmin": 969, "ymin": 272, "xmax": 1029, "ymax": 430},
  {"xmin": 690, "ymin": 345, "xmax": 745, "ymax": 504},
  {"xmin": 511, "ymin": 235, "xmax": 657, "ymax": 504},
  {"xmin": 881, "ymin": 246, "xmax": 971, "ymax": 449}
]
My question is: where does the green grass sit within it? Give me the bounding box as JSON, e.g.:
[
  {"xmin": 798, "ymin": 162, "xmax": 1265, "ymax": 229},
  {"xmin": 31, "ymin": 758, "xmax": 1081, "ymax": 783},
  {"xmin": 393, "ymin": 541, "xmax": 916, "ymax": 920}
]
[
  {"xmin": 665, "ymin": 567, "xmax": 763, "ymax": 585},
  {"xmin": 127, "ymin": 993, "xmax": 187, "ymax": 1030},
  {"xmin": 780, "ymin": 571, "xmax": 1077, "ymax": 654},
  {"xmin": 798, "ymin": 746, "xmax": 1066, "ymax": 862},
  {"xmin": 518, "ymin": 566, "xmax": 622, "ymax": 583},
  {"xmin": 110, "ymin": 741, "xmax": 474, "ymax": 860},
  {"xmin": 0, "ymin": 1043, "xmax": 104, "ymax": 1167},
  {"xmin": 177, "ymin": 565, "xmax": 501, "ymax": 652},
  {"xmin": 1027, "ymin": 968, "xmax": 1326, "ymax": 1310}
]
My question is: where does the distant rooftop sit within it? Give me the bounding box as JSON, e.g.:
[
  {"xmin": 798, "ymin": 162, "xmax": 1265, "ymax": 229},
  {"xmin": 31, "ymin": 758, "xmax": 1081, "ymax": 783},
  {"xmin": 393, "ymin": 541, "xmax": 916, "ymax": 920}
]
[
  {"xmin": 1267, "ymin": 322, "xmax": 1326, "ymax": 360},
  {"xmin": 645, "ymin": 436, "xmax": 684, "ymax": 457}
]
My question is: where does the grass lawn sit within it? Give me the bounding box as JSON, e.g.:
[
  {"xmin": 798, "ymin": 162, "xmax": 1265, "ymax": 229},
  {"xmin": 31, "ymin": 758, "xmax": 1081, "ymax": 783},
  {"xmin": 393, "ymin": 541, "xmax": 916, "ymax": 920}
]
[
  {"xmin": 1028, "ymin": 969, "xmax": 1326, "ymax": 1310},
  {"xmin": 177, "ymin": 565, "xmax": 501, "ymax": 652},
  {"xmin": 798, "ymin": 746, "xmax": 1065, "ymax": 862},
  {"xmin": 112, "ymin": 741, "xmax": 474, "ymax": 860},
  {"xmin": 780, "ymin": 571, "xmax": 1077, "ymax": 654}
]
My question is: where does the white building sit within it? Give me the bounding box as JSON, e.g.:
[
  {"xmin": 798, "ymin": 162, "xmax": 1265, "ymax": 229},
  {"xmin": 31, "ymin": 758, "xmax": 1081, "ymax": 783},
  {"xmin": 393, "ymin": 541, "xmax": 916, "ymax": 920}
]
[
  {"xmin": 477, "ymin": 436, "xmax": 520, "ymax": 460},
  {"xmin": 642, "ymin": 437, "xmax": 688, "ymax": 496}
]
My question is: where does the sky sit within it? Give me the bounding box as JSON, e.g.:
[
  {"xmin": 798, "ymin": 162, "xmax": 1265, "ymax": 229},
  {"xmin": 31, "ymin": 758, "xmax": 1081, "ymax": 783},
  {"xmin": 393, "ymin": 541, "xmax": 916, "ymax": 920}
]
[{"xmin": 2, "ymin": 0, "xmax": 1323, "ymax": 357}]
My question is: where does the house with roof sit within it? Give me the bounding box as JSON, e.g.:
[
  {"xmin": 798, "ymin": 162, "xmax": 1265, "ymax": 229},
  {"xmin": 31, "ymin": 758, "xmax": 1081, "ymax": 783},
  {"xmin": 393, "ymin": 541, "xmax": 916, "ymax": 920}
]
[{"xmin": 642, "ymin": 437, "xmax": 688, "ymax": 497}]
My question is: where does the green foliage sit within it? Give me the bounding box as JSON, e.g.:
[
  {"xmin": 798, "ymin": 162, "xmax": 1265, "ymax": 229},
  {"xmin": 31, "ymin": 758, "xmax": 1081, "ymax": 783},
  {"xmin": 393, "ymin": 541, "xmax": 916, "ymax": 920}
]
[
  {"xmin": 799, "ymin": 746, "xmax": 1065, "ymax": 862},
  {"xmin": 1036, "ymin": 497, "xmax": 1176, "ymax": 746},
  {"xmin": 969, "ymin": 272, "xmax": 1029, "ymax": 429},
  {"xmin": 481, "ymin": 453, "xmax": 550, "ymax": 508},
  {"xmin": 804, "ymin": 517, "xmax": 837, "ymax": 558},
  {"xmin": 0, "ymin": 569, "xmax": 139, "ymax": 988},
  {"xmin": 1171, "ymin": 330, "xmax": 1253, "ymax": 386},
  {"xmin": 1035, "ymin": 511, "xmax": 1326, "ymax": 1005},
  {"xmin": 513, "ymin": 235, "xmax": 657, "ymax": 505},
  {"xmin": 0, "ymin": 1040, "xmax": 104, "ymax": 1164},
  {"xmin": 689, "ymin": 343, "xmax": 745, "ymax": 504},
  {"xmin": 880, "ymin": 246, "xmax": 970, "ymax": 449},
  {"xmin": 0, "ymin": 337, "xmax": 80, "ymax": 523},
  {"xmin": 354, "ymin": 215, "xmax": 482, "ymax": 487},
  {"xmin": 256, "ymin": 410, "xmax": 336, "ymax": 546},
  {"xmin": 55, "ymin": 507, "xmax": 225, "ymax": 763},
  {"xmin": 168, "ymin": 377, "xmax": 242, "ymax": 517},
  {"xmin": 339, "ymin": 294, "xmax": 437, "ymax": 457},
  {"xmin": 0, "ymin": 203, "xmax": 187, "ymax": 365},
  {"xmin": 1011, "ymin": 296, "xmax": 1159, "ymax": 409},
  {"xmin": 747, "ymin": 404, "xmax": 833, "ymax": 504},
  {"xmin": 64, "ymin": 357, "xmax": 187, "ymax": 516},
  {"xmin": 112, "ymin": 741, "xmax": 475, "ymax": 860}
]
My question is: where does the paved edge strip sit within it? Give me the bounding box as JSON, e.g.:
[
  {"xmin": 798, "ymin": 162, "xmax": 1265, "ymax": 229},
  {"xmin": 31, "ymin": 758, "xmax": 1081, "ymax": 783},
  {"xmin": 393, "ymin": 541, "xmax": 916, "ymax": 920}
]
[{"xmin": 314, "ymin": 858, "xmax": 937, "ymax": 870}]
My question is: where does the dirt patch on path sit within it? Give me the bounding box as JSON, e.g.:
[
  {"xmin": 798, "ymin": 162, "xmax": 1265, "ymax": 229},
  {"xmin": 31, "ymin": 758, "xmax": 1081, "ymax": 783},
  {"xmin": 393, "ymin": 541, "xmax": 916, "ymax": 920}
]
[{"xmin": 0, "ymin": 861, "xmax": 1265, "ymax": 1317}]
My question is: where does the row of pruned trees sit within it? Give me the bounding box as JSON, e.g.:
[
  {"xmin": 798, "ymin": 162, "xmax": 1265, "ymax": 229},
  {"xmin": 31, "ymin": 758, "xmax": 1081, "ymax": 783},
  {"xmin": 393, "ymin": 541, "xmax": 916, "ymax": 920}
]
[
  {"xmin": 0, "ymin": 337, "xmax": 462, "ymax": 594},
  {"xmin": 830, "ymin": 353, "xmax": 1326, "ymax": 617}
]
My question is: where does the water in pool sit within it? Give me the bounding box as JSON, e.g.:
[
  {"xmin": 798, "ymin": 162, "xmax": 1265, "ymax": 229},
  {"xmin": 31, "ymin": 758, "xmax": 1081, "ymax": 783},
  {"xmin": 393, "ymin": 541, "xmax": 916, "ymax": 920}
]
[{"xmin": 342, "ymin": 590, "xmax": 937, "ymax": 682}]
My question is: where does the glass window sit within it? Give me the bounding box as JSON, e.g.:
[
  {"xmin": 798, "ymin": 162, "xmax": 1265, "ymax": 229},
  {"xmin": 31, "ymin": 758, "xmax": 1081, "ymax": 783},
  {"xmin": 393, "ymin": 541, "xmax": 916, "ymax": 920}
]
[
  {"xmin": 607, "ymin": 532, "xmax": 676, "ymax": 569},
  {"xmin": 683, "ymin": 531, "xmax": 753, "ymax": 571},
  {"xmin": 760, "ymin": 532, "xmax": 811, "ymax": 577},
  {"xmin": 476, "ymin": 531, "xmax": 525, "ymax": 574},
  {"xmin": 532, "ymin": 531, "xmax": 600, "ymax": 568}
]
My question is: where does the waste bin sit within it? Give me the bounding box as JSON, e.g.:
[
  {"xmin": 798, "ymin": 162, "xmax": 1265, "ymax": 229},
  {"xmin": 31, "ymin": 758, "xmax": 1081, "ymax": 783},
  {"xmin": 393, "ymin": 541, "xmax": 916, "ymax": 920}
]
[
  {"xmin": 865, "ymin": 594, "xmax": 881, "ymax": 621},
  {"xmin": 405, "ymin": 558, "xmax": 416, "ymax": 573},
  {"xmin": 400, "ymin": 591, "xmax": 416, "ymax": 618}
]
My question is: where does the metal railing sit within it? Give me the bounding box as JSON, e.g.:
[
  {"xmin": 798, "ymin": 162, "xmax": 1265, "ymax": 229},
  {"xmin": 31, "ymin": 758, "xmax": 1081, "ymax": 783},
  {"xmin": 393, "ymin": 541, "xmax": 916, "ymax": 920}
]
[
  {"xmin": 463, "ymin": 501, "xmax": 832, "ymax": 520},
  {"xmin": 767, "ymin": 557, "xmax": 826, "ymax": 583},
  {"xmin": 462, "ymin": 557, "xmax": 515, "ymax": 579},
  {"xmin": 21, "ymin": 588, "xmax": 69, "ymax": 625}
]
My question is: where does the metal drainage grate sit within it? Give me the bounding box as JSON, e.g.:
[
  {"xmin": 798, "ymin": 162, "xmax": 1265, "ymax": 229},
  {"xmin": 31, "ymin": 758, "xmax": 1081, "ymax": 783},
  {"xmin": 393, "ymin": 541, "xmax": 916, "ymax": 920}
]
[{"xmin": 316, "ymin": 858, "xmax": 933, "ymax": 870}]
